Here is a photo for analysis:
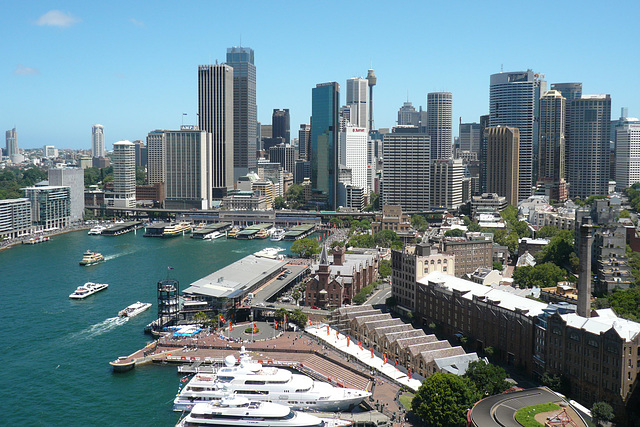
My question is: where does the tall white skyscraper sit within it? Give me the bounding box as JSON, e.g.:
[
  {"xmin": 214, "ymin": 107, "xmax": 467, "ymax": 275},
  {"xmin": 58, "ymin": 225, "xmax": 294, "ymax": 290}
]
[
  {"xmin": 48, "ymin": 168, "xmax": 85, "ymax": 222},
  {"xmin": 5, "ymin": 128, "xmax": 18, "ymax": 158},
  {"xmin": 346, "ymin": 78, "xmax": 369, "ymax": 130},
  {"xmin": 615, "ymin": 119, "xmax": 640, "ymax": 191},
  {"xmin": 427, "ymin": 92, "xmax": 453, "ymax": 160},
  {"xmin": 92, "ymin": 124, "xmax": 105, "ymax": 157},
  {"xmin": 107, "ymin": 140, "xmax": 136, "ymax": 208},
  {"xmin": 339, "ymin": 125, "xmax": 369, "ymax": 193},
  {"xmin": 489, "ymin": 70, "xmax": 546, "ymax": 201},
  {"xmin": 198, "ymin": 64, "xmax": 235, "ymax": 198}
]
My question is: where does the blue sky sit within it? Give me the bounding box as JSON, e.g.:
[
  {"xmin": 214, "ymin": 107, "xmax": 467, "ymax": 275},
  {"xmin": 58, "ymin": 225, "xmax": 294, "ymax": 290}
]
[{"xmin": 2, "ymin": 1, "xmax": 639, "ymax": 150}]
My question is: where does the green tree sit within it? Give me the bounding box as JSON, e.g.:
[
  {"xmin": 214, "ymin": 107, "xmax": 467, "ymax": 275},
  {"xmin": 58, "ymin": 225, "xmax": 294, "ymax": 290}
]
[
  {"xmin": 512, "ymin": 262, "xmax": 569, "ymax": 289},
  {"xmin": 273, "ymin": 196, "xmax": 286, "ymax": 209},
  {"xmin": 444, "ymin": 229, "xmax": 465, "ymax": 237},
  {"xmin": 292, "ymin": 290, "xmax": 301, "ymax": 305},
  {"xmin": 193, "ymin": 311, "xmax": 209, "ymax": 325},
  {"xmin": 378, "ymin": 259, "xmax": 392, "ymax": 278},
  {"xmin": 619, "ymin": 209, "xmax": 631, "ymax": 219},
  {"xmin": 467, "ymin": 222, "xmax": 482, "ymax": 232},
  {"xmin": 348, "ymin": 233, "xmax": 375, "ymax": 248},
  {"xmin": 290, "ymin": 238, "xmax": 320, "ymax": 258},
  {"xmin": 500, "ymin": 205, "xmax": 518, "ymax": 223},
  {"xmin": 385, "ymin": 295, "xmax": 397, "ymax": 308},
  {"xmin": 285, "ymin": 184, "xmax": 305, "ymax": 204},
  {"xmin": 493, "ymin": 261, "xmax": 503, "ymax": 271},
  {"xmin": 274, "ymin": 308, "xmax": 288, "ymax": 321},
  {"xmin": 591, "ymin": 401, "xmax": 615, "ymax": 426},
  {"xmin": 536, "ymin": 230, "xmax": 575, "ymax": 269},
  {"xmin": 136, "ymin": 166, "xmax": 146, "ymax": 185},
  {"xmin": 359, "ymin": 218, "xmax": 371, "ymax": 230},
  {"xmin": 463, "ymin": 360, "xmax": 510, "ymax": 397},
  {"xmin": 352, "ymin": 284, "xmax": 374, "ymax": 305},
  {"xmin": 411, "ymin": 214, "xmax": 428, "ymax": 231},
  {"xmin": 411, "ymin": 373, "xmax": 478, "ymax": 426},
  {"xmin": 536, "ymin": 225, "xmax": 560, "ymax": 239},
  {"xmin": 364, "ymin": 192, "xmax": 380, "ymax": 212},
  {"xmin": 374, "ymin": 230, "xmax": 399, "ymax": 247},
  {"xmin": 289, "ymin": 308, "xmax": 308, "ymax": 328},
  {"xmin": 329, "ymin": 217, "xmax": 343, "ymax": 228}
]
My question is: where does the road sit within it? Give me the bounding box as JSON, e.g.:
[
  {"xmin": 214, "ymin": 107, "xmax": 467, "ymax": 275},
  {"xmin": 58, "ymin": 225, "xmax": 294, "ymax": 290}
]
[{"xmin": 366, "ymin": 282, "xmax": 392, "ymax": 306}]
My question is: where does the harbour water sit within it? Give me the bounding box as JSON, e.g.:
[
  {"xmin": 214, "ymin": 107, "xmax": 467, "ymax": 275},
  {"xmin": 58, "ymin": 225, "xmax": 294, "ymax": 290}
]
[{"xmin": 0, "ymin": 229, "xmax": 293, "ymax": 426}]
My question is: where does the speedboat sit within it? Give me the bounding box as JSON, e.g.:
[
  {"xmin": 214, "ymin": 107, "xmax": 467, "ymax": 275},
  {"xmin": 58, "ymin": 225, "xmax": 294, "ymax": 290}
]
[
  {"xmin": 118, "ymin": 302, "xmax": 152, "ymax": 318},
  {"xmin": 79, "ymin": 250, "xmax": 104, "ymax": 266},
  {"xmin": 173, "ymin": 348, "xmax": 371, "ymax": 412},
  {"xmin": 69, "ymin": 282, "xmax": 108, "ymax": 299},
  {"xmin": 203, "ymin": 231, "xmax": 224, "ymax": 240},
  {"xmin": 175, "ymin": 394, "xmax": 326, "ymax": 427},
  {"xmin": 270, "ymin": 228, "xmax": 286, "ymax": 241},
  {"xmin": 163, "ymin": 222, "xmax": 193, "ymax": 237}
]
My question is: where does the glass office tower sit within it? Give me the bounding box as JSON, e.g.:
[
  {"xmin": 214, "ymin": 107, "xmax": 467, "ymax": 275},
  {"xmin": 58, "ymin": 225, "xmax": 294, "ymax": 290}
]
[{"xmin": 311, "ymin": 82, "xmax": 340, "ymax": 209}]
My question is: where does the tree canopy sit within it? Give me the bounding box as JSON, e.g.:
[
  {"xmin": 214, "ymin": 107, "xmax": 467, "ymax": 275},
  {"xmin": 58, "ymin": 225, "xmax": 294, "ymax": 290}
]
[
  {"xmin": 594, "ymin": 287, "xmax": 640, "ymax": 322},
  {"xmin": 378, "ymin": 259, "xmax": 392, "ymax": 278},
  {"xmin": 591, "ymin": 401, "xmax": 615, "ymax": 425},
  {"xmin": 0, "ymin": 167, "xmax": 48, "ymax": 199},
  {"xmin": 535, "ymin": 230, "xmax": 576, "ymax": 270},
  {"xmin": 463, "ymin": 360, "xmax": 511, "ymax": 397},
  {"xmin": 290, "ymin": 238, "xmax": 320, "ymax": 258},
  {"xmin": 411, "ymin": 373, "xmax": 477, "ymax": 426},
  {"xmin": 512, "ymin": 262, "xmax": 574, "ymax": 289}
]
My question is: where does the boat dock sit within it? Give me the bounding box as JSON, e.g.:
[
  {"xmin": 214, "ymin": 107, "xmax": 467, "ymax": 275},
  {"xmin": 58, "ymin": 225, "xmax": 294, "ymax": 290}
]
[
  {"xmin": 283, "ymin": 224, "xmax": 316, "ymax": 240},
  {"xmin": 143, "ymin": 222, "xmax": 169, "ymax": 237},
  {"xmin": 101, "ymin": 221, "xmax": 144, "ymax": 236},
  {"xmin": 235, "ymin": 223, "xmax": 273, "ymax": 239},
  {"xmin": 191, "ymin": 222, "xmax": 232, "ymax": 239}
]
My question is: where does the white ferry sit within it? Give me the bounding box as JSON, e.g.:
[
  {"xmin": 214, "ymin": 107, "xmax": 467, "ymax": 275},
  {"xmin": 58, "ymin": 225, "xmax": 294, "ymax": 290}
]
[
  {"xmin": 79, "ymin": 250, "xmax": 104, "ymax": 266},
  {"xmin": 162, "ymin": 222, "xmax": 193, "ymax": 237},
  {"xmin": 270, "ymin": 228, "xmax": 286, "ymax": 241},
  {"xmin": 69, "ymin": 282, "xmax": 109, "ymax": 299},
  {"xmin": 173, "ymin": 348, "xmax": 371, "ymax": 412},
  {"xmin": 176, "ymin": 394, "xmax": 330, "ymax": 427},
  {"xmin": 118, "ymin": 302, "xmax": 152, "ymax": 318}
]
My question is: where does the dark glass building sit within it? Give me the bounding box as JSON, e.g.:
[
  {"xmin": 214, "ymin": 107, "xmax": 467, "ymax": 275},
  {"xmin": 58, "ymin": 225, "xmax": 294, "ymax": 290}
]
[
  {"xmin": 311, "ymin": 82, "xmax": 340, "ymax": 210},
  {"xmin": 272, "ymin": 109, "xmax": 290, "ymax": 144}
]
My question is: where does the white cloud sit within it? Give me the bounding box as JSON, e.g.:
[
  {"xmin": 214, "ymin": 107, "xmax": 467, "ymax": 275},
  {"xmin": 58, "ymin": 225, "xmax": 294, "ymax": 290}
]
[
  {"xmin": 14, "ymin": 64, "xmax": 40, "ymax": 75},
  {"xmin": 36, "ymin": 10, "xmax": 81, "ymax": 27},
  {"xmin": 129, "ymin": 18, "xmax": 144, "ymax": 27}
]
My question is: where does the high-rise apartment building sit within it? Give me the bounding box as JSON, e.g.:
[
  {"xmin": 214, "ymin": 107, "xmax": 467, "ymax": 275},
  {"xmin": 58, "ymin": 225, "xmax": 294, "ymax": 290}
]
[
  {"xmin": 226, "ymin": 46, "xmax": 257, "ymax": 179},
  {"xmin": 615, "ymin": 119, "xmax": 640, "ymax": 191},
  {"xmin": 5, "ymin": 128, "xmax": 18, "ymax": 158},
  {"xmin": 133, "ymin": 140, "xmax": 148, "ymax": 168},
  {"xmin": 551, "ymin": 83, "xmax": 582, "ymax": 104},
  {"xmin": 346, "ymin": 77, "xmax": 369, "ymax": 130},
  {"xmin": 48, "ymin": 168, "xmax": 84, "ymax": 222},
  {"xmin": 486, "ymin": 126, "xmax": 520, "ymax": 207},
  {"xmin": 272, "ymin": 109, "xmax": 290, "ymax": 144},
  {"xmin": 311, "ymin": 82, "xmax": 340, "ymax": 209},
  {"xmin": 458, "ymin": 122, "xmax": 481, "ymax": 156},
  {"xmin": 382, "ymin": 127, "xmax": 430, "ymax": 211},
  {"xmin": 479, "ymin": 114, "xmax": 490, "ymax": 194},
  {"xmin": 0, "ymin": 198, "xmax": 32, "ymax": 239},
  {"xmin": 566, "ymin": 95, "xmax": 611, "ymax": 198},
  {"xmin": 106, "ymin": 141, "xmax": 136, "ymax": 208},
  {"xmin": 198, "ymin": 64, "xmax": 235, "ymax": 198},
  {"xmin": 22, "ymin": 186, "xmax": 71, "ymax": 230},
  {"xmin": 91, "ymin": 124, "xmax": 105, "ymax": 158},
  {"xmin": 430, "ymin": 158, "xmax": 464, "ymax": 209},
  {"xmin": 147, "ymin": 130, "xmax": 166, "ymax": 185},
  {"xmin": 489, "ymin": 70, "xmax": 546, "ymax": 201},
  {"xmin": 339, "ymin": 125, "xmax": 369, "ymax": 193},
  {"xmin": 298, "ymin": 124, "xmax": 311, "ymax": 161},
  {"xmin": 538, "ymin": 90, "xmax": 567, "ymax": 202},
  {"xmin": 427, "ymin": 92, "xmax": 453, "ymax": 160}
]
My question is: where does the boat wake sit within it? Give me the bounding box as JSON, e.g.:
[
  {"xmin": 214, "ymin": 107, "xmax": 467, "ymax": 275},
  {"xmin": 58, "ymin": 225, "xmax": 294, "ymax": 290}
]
[
  {"xmin": 103, "ymin": 250, "xmax": 135, "ymax": 261},
  {"xmin": 71, "ymin": 316, "xmax": 129, "ymax": 340}
]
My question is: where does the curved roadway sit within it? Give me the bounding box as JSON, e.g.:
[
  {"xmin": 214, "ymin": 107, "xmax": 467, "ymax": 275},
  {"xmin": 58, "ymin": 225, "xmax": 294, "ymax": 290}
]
[{"xmin": 469, "ymin": 387, "xmax": 561, "ymax": 427}]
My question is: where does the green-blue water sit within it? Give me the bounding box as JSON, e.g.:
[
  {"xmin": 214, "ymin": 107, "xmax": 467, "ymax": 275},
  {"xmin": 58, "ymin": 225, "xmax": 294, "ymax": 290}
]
[{"xmin": 0, "ymin": 230, "xmax": 292, "ymax": 426}]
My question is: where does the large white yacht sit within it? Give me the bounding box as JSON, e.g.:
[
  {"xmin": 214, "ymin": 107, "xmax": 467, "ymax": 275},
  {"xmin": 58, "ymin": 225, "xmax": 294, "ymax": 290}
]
[
  {"xmin": 118, "ymin": 302, "xmax": 152, "ymax": 318},
  {"xmin": 270, "ymin": 228, "xmax": 286, "ymax": 241},
  {"xmin": 173, "ymin": 348, "xmax": 371, "ymax": 412},
  {"xmin": 175, "ymin": 395, "xmax": 327, "ymax": 427},
  {"xmin": 69, "ymin": 282, "xmax": 108, "ymax": 299}
]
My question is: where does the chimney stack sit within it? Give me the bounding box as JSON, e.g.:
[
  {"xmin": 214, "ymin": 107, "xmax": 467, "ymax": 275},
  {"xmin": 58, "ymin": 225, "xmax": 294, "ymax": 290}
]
[{"xmin": 577, "ymin": 216, "xmax": 593, "ymax": 317}]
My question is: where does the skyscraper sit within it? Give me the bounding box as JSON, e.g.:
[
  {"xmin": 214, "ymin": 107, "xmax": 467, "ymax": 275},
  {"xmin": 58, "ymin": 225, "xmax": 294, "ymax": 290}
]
[
  {"xmin": 567, "ymin": 95, "xmax": 611, "ymax": 198},
  {"xmin": 5, "ymin": 128, "xmax": 18, "ymax": 158},
  {"xmin": 382, "ymin": 127, "xmax": 431, "ymax": 211},
  {"xmin": 346, "ymin": 77, "xmax": 369, "ymax": 129},
  {"xmin": 198, "ymin": 64, "xmax": 235, "ymax": 198},
  {"xmin": 339, "ymin": 125, "xmax": 369, "ymax": 193},
  {"xmin": 269, "ymin": 144, "xmax": 296, "ymax": 174},
  {"xmin": 479, "ymin": 114, "xmax": 490, "ymax": 194},
  {"xmin": 107, "ymin": 141, "xmax": 136, "ymax": 208},
  {"xmin": 458, "ymin": 122, "xmax": 481, "ymax": 156},
  {"xmin": 226, "ymin": 46, "xmax": 257, "ymax": 179},
  {"xmin": 298, "ymin": 123, "xmax": 311, "ymax": 161},
  {"xmin": 311, "ymin": 82, "xmax": 340, "ymax": 209},
  {"xmin": 397, "ymin": 102, "xmax": 420, "ymax": 126},
  {"xmin": 427, "ymin": 92, "xmax": 453, "ymax": 160},
  {"xmin": 614, "ymin": 117, "xmax": 640, "ymax": 191},
  {"xmin": 91, "ymin": 124, "xmax": 105, "ymax": 158},
  {"xmin": 430, "ymin": 158, "xmax": 464, "ymax": 209},
  {"xmin": 538, "ymin": 90, "xmax": 567, "ymax": 202},
  {"xmin": 48, "ymin": 168, "xmax": 85, "ymax": 222},
  {"xmin": 272, "ymin": 109, "xmax": 290, "ymax": 144},
  {"xmin": 551, "ymin": 83, "xmax": 582, "ymax": 104},
  {"xmin": 486, "ymin": 126, "xmax": 520, "ymax": 207},
  {"xmin": 489, "ymin": 70, "xmax": 546, "ymax": 201}
]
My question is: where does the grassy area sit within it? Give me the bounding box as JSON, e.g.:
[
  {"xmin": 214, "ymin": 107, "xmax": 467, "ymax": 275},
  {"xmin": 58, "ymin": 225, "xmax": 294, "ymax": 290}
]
[
  {"xmin": 515, "ymin": 403, "xmax": 561, "ymax": 427},
  {"xmin": 398, "ymin": 392, "xmax": 414, "ymax": 410}
]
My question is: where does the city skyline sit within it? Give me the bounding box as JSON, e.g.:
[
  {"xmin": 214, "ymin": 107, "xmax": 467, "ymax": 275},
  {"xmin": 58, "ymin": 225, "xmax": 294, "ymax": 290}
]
[{"xmin": 2, "ymin": 2, "xmax": 639, "ymax": 150}]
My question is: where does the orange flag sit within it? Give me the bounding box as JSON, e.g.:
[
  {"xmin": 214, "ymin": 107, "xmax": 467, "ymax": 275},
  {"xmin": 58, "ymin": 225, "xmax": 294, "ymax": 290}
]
[
  {"xmin": 383, "ymin": 353, "xmax": 387, "ymax": 364},
  {"xmin": 229, "ymin": 321, "xmax": 233, "ymax": 331},
  {"xmin": 408, "ymin": 368, "xmax": 411, "ymax": 379},
  {"xmin": 326, "ymin": 325, "xmax": 330, "ymax": 335},
  {"xmin": 274, "ymin": 320, "xmax": 278, "ymax": 329},
  {"xmin": 371, "ymin": 348, "xmax": 374, "ymax": 358},
  {"xmin": 347, "ymin": 336, "xmax": 350, "ymax": 347},
  {"xmin": 308, "ymin": 316, "xmax": 312, "ymax": 326},
  {"xmin": 253, "ymin": 322, "xmax": 257, "ymax": 333},
  {"xmin": 219, "ymin": 314, "xmax": 225, "ymax": 323},
  {"xmin": 336, "ymin": 330, "xmax": 339, "ymax": 339},
  {"xmin": 358, "ymin": 341, "xmax": 363, "ymax": 350}
]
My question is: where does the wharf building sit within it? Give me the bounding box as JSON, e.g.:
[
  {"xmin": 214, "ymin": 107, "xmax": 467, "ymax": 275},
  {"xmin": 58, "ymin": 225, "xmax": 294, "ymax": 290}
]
[
  {"xmin": 311, "ymin": 82, "xmax": 340, "ymax": 210},
  {"xmin": 381, "ymin": 126, "xmax": 431, "ymax": 211},
  {"xmin": 566, "ymin": 94, "xmax": 611, "ymax": 199},
  {"xmin": 198, "ymin": 63, "xmax": 235, "ymax": 198},
  {"xmin": 391, "ymin": 242, "xmax": 455, "ymax": 312},
  {"xmin": 48, "ymin": 167, "xmax": 85, "ymax": 222},
  {"xmin": 22, "ymin": 185, "xmax": 71, "ymax": 230},
  {"xmin": 489, "ymin": 70, "xmax": 546, "ymax": 201},
  {"xmin": 331, "ymin": 305, "xmax": 481, "ymax": 378},
  {"xmin": 427, "ymin": 92, "xmax": 453, "ymax": 160},
  {"xmin": 226, "ymin": 46, "xmax": 257, "ymax": 180},
  {"xmin": 105, "ymin": 141, "xmax": 136, "ymax": 209},
  {"xmin": 305, "ymin": 245, "xmax": 378, "ymax": 308},
  {"xmin": 0, "ymin": 198, "xmax": 32, "ymax": 239},
  {"xmin": 486, "ymin": 126, "xmax": 520, "ymax": 208}
]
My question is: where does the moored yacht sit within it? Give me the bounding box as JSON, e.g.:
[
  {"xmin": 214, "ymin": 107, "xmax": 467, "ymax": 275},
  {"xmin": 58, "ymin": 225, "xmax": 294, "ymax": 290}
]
[
  {"xmin": 203, "ymin": 231, "xmax": 224, "ymax": 240},
  {"xmin": 173, "ymin": 348, "xmax": 371, "ymax": 412},
  {"xmin": 88, "ymin": 225, "xmax": 106, "ymax": 235},
  {"xmin": 270, "ymin": 228, "xmax": 285, "ymax": 241},
  {"xmin": 69, "ymin": 282, "xmax": 109, "ymax": 299},
  {"xmin": 118, "ymin": 302, "xmax": 152, "ymax": 318},
  {"xmin": 176, "ymin": 395, "xmax": 326, "ymax": 427},
  {"xmin": 79, "ymin": 250, "xmax": 104, "ymax": 266}
]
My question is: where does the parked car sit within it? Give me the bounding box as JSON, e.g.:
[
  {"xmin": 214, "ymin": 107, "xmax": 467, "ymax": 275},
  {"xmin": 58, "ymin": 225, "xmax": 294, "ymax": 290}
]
[{"xmin": 311, "ymin": 305, "xmax": 320, "ymax": 310}]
